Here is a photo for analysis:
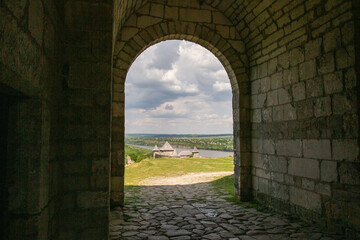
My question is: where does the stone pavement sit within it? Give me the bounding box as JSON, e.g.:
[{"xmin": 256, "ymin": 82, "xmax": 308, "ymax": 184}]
[{"xmin": 110, "ymin": 182, "xmax": 343, "ymax": 240}]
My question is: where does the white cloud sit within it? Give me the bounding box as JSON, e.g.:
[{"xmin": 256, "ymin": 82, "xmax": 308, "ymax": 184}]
[
  {"xmin": 213, "ymin": 81, "xmax": 231, "ymax": 91},
  {"xmin": 125, "ymin": 40, "xmax": 233, "ymax": 134}
]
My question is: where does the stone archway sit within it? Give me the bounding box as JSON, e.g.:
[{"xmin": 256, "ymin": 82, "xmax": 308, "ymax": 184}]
[{"xmin": 110, "ymin": 1, "xmax": 252, "ymax": 207}]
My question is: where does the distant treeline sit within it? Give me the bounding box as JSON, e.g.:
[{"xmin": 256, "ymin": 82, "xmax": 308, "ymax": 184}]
[
  {"xmin": 125, "ymin": 134, "xmax": 234, "ymax": 152},
  {"xmin": 125, "ymin": 144, "xmax": 152, "ymax": 163}
]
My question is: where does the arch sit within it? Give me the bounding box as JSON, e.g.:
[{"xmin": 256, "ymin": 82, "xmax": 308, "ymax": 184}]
[{"xmin": 111, "ymin": 16, "xmax": 252, "ymax": 206}]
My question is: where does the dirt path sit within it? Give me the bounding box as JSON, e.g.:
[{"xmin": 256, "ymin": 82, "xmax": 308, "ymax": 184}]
[{"xmin": 138, "ymin": 171, "xmax": 233, "ymax": 186}]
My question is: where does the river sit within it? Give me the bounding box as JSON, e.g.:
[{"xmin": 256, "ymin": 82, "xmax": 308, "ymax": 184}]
[{"xmin": 131, "ymin": 145, "xmax": 234, "ymax": 158}]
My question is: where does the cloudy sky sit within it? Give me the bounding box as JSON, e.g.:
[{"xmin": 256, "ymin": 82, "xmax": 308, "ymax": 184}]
[{"xmin": 125, "ymin": 40, "xmax": 233, "ymax": 134}]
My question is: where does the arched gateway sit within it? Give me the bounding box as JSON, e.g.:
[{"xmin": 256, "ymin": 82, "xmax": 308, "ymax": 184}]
[
  {"xmin": 1, "ymin": 0, "xmax": 359, "ymax": 239},
  {"xmin": 110, "ymin": 2, "xmax": 252, "ymax": 208}
]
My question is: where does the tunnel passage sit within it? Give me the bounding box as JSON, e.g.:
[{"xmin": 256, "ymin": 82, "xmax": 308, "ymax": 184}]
[{"xmin": 1, "ymin": 0, "xmax": 359, "ymax": 239}]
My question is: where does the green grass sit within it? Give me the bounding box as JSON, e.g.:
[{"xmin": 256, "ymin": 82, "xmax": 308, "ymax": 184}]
[
  {"xmin": 125, "ymin": 144, "xmax": 152, "ymax": 163},
  {"xmin": 210, "ymin": 174, "xmax": 235, "ymax": 198},
  {"xmin": 125, "ymin": 156, "xmax": 233, "ymax": 185}
]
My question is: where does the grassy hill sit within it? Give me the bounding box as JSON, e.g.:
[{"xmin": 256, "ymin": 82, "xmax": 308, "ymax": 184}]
[{"xmin": 125, "ymin": 156, "xmax": 234, "ymax": 197}]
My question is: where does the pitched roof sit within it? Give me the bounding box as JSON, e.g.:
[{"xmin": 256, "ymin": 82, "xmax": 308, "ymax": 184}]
[
  {"xmin": 161, "ymin": 141, "xmax": 174, "ymax": 151},
  {"xmin": 192, "ymin": 147, "xmax": 199, "ymax": 152},
  {"xmin": 153, "ymin": 145, "xmax": 160, "ymax": 151}
]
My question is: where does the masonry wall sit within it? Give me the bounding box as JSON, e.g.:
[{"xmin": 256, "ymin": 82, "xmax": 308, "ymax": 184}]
[
  {"xmin": 247, "ymin": 0, "xmax": 360, "ymax": 237},
  {"xmin": 0, "ymin": 0, "xmax": 63, "ymax": 239},
  {"xmin": 58, "ymin": 1, "xmax": 113, "ymax": 239}
]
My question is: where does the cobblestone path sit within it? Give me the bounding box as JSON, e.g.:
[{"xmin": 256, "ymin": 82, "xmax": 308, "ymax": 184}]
[{"xmin": 110, "ymin": 179, "xmax": 342, "ymax": 240}]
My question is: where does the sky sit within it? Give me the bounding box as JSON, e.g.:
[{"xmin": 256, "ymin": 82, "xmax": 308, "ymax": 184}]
[{"xmin": 125, "ymin": 40, "xmax": 233, "ymax": 134}]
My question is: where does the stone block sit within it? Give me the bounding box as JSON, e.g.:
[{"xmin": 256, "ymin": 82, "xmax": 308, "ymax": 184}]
[
  {"xmin": 262, "ymin": 139, "xmax": 275, "ymax": 154},
  {"xmin": 77, "ymin": 191, "xmax": 108, "ymax": 209},
  {"xmin": 137, "ymin": 16, "xmax": 162, "ymax": 28},
  {"xmin": 268, "ymin": 156, "xmax": 287, "ymax": 173},
  {"xmin": 260, "ymin": 77, "xmax": 271, "ymax": 92},
  {"xmin": 276, "ymin": 140, "xmax": 302, "ymax": 157},
  {"xmin": 289, "ymin": 157, "xmax": 320, "ymax": 179},
  {"xmin": 278, "ymin": 52, "xmax": 290, "ymax": 69},
  {"xmin": 251, "ymin": 80, "xmax": 261, "ymax": 94},
  {"xmin": 120, "ymin": 27, "xmax": 139, "ymax": 41},
  {"xmin": 299, "ymin": 60, "xmax": 317, "ymax": 80},
  {"xmin": 315, "ymin": 183, "xmax": 331, "ymax": 196},
  {"xmin": 165, "ymin": 6, "xmax": 178, "ymax": 20},
  {"xmin": 269, "ymin": 181, "xmax": 289, "ymax": 200},
  {"xmin": 283, "ymin": 67, "xmax": 299, "ymax": 86},
  {"xmin": 252, "ymin": 153, "xmax": 267, "ymax": 168},
  {"xmin": 332, "ymin": 94, "xmax": 354, "ymax": 115},
  {"xmin": 268, "ymin": 58, "xmax": 278, "ymax": 75},
  {"xmin": 290, "ymin": 186, "xmax": 321, "ymax": 212},
  {"xmin": 336, "ymin": 46, "xmax": 355, "ymax": 69},
  {"xmin": 216, "ymin": 25, "xmax": 229, "ymax": 38},
  {"xmin": 251, "ymin": 109, "xmax": 262, "ymax": 123},
  {"xmin": 283, "ymin": 103, "xmax": 297, "ymax": 121},
  {"xmin": 302, "ymin": 178, "xmax": 315, "ymax": 190},
  {"xmin": 345, "ymin": 68, "xmax": 357, "ymax": 90},
  {"xmin": 303, "ymin": 139, "xmax": 331, "ymax": 160},
  {"xmin": 292, "ymin": 82, "xmax": 305, "ymax": 101},
  {"xmin": 332, "ymin": 139, "xmax": 359, "ymax": 161},
  {"xmin": 321, "ymin": 160, "xmax": 338, "ymax": 182},
  {"xmin": 318, "ymin": 53, "xmax": 335, "ymax": 75},
  {"xmin": 258, "ymin": 178, "xmax": 269, "ymax": 194},
  {"xmin": 259, "ymin": 62, "xmax": 268, "ymax": 78},
  {"xmin": 305, "ymin": 38, "xmax": 322, "ymax": 60},
  {"xmin": 295, "ymin": 99, "xmax": 314, "ymax": 119},
  {"xmin": 251, "ymin": 66, "xmax": 259, "ymax": 80},
  {"xmin": 323, "ymin": 28, "xmax": 341, "ymax": 52},
  {"xmin": 290, "ymin": 48, "xmax": 304, "ymax": 66},
  {"xmin": 324, "ymin": 72, "xmax": 343, "ymax": 95},
  {"xmin": 150, "ymin": 3, "xmax": 164, "ymax": 18},
  {"xmin": 278, "ymin": 88, "xmax": 291, "ymax": 104},
  {"xmin": 314, "ymin": 96, "xmax": 332, "ymax": 117},
  {"xmin": 339, "ymin": 163, "xmax": 360, "ymax": 185},
  {"xmin": 262, "ymin": 107, "xmax": 272, "ymax": 122},
  {"xmin": 257, "ymin": 168, "xmax": 270, "ymax": 179},
  {"xmin": 267, "ymin": 90, "xmax": 278, "ymax": 106},
  {"xmin": 341, "ymin": 21, "xmax": 354, "ymax": 45},
  {"xmin": 179, "ymin": 9, "xmax": 211, "ymax": 23},
  {"xmin": 258, "ymin": 93, "xmax": 266, "ymax": 108},
  {"xmin": 306, "ymin": 77, "xmax": 323, "ymax": 97},
  {"xmin": 271, "ymin": 172, "xmax": 284, "ymax": 183},
  {"xmin": 273, "ymin": 105, "xmax": 283, "ymax": 122},
  {"xmin": 270, "ymin": 72, "xmax": 283, "ymax": 89}
]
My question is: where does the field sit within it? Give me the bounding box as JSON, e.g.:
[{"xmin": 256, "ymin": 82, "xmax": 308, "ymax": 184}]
[
  {"xmin": 124, "ymin": 156, "xmax": 238, "ymax": 201},
  {"xmin": 125, "ymin": 133, "xmax": 233, "ymax": 151}
]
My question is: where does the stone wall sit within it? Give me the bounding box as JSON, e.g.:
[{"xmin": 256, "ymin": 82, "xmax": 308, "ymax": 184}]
[
  {"xmin": 0, "ymin": 0, "xmax": 63, "ymax": 239},
  {"xmin": 247, "ymin": 0, "xmax": 359, "ymax": 237},
  {"xmin": 58, "ymin": 0, "xmax": 113, "ymax": 239}
]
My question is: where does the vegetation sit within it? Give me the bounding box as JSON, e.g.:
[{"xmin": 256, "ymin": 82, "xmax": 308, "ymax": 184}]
[
  {"xmin": 125, "ymin": 156, "xmax": 233, "ymax": 185},
  {"xmin": 210, "ymin": 174, "xmax": 235, "ymax": 199},
  {"xmin": 125, "ymin": 134, "xmax": 233, "ymax": 152},
  {"xmin": 125, "ymin": 144, "xmax": 152, "ymax": 163}
]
